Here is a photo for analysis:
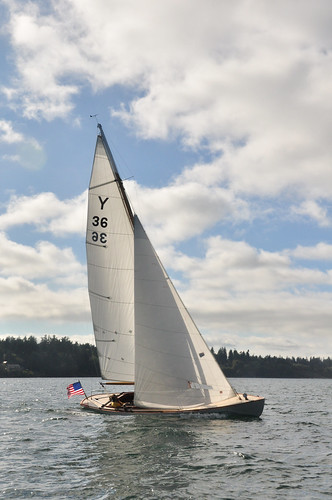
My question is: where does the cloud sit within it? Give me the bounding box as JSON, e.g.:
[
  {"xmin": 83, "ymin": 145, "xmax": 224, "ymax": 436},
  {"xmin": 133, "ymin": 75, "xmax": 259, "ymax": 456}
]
[
  {"xmin": 0, "ymin": 119, "xmax": 45, "ymax": 169},
  {"xmin": 0, "ymin": 191, "xmax": 87, "ymax": 235},
  {"xmin": 0, "ymin": 232, "xmax": 89, "ymax": 323},
  {"xmin": 2, "ymin": 0, "xmax": 332, "ymax": 199},
  {"xmin": 167, "ymin": 236, "xmax": 331, "ymax": 294},
  {"xmin": 291, "ymin": 200, "xmax": 331, "ymax": 227},
  {"xmin": 0, "ymin": 120, "xmax": 25, "ymax": 143},
  {"xmin": 126, "ymin": 179, "xmax": 249, "ymax": 246},
  {"xmin": 0, "ymin": 232, "xmax": 86, "ymax": 284},
  {"xmin": 289, "ymin": 242, "xmax": 332, "ymax": 261},
  {"xmin": 0, "ymin": 275, "xmax": 89, "ymax": 321},
  {"xmin": 157, "ymin": 236, "xmax": 332, "ymax": 357}
]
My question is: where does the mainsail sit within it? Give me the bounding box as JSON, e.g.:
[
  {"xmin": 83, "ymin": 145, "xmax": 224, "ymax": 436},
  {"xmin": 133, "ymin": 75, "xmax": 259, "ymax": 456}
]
[{"xmin": 86, "ymin": 126, "xmax": 134, "ymax": 382}]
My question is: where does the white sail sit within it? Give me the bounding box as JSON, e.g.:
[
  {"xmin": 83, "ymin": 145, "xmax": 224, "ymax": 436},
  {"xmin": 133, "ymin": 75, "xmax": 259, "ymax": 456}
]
[
  {"xmin": 86, "ymin": 132, "xmax": 134, "ymax": 382},
  {"xmin": 134, "ymin": 216, "xmax": 236, "ymax": 409}
]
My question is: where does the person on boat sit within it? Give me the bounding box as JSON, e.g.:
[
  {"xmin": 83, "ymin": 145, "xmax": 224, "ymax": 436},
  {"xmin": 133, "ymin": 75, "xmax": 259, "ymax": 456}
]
[{"xmin": 109, "ymin": 394, "xmax": 122, "ymax": 408}]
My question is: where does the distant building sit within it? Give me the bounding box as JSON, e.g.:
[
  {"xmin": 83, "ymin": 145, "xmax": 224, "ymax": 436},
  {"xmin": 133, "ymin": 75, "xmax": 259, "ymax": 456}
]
[{"xmin": 2, "ymin": 361, "xmax": 23, "ymax": 373}]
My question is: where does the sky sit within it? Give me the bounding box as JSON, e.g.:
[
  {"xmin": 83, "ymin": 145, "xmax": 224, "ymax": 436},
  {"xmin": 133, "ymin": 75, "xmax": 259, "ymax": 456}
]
[{"xmin": 0, "ymin": 0, "xmax": 331, "ymax": 358}]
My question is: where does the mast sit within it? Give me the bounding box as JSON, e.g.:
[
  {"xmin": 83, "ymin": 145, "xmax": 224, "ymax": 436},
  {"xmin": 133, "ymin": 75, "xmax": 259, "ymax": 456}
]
[{"xmin": 97, "ymin": 123, "xmax": 134, "ymax": 226}]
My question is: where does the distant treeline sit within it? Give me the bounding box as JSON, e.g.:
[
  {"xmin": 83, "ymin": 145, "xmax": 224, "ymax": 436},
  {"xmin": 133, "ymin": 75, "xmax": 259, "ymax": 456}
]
[
  {"xmin": 212, "ymin": 347, "xmax": 332, "ymax": 378},
  {"xmin": 0, "ymin": 335, "xmax": 100, "ymax": 377},
  {"xmin": 0, "ymin": 335, "xmax": 331, "ymax": 378}
]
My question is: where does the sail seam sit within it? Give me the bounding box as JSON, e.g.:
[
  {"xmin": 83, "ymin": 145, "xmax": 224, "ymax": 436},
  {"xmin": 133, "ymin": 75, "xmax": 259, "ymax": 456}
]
[
  {"xmin": 135, "ymin": 300, "xmax": 187, "ymax": 310},
  {"xmin": 87, "ymin": 262, "xmax": 133, "ymax": 271},
  {"xmin": 135, "ymin": 322, "xmax": 194, "ymax": 336},
  {"xmin": 109, "ymin": 299, "xmax": 134, "ymax": 305}
]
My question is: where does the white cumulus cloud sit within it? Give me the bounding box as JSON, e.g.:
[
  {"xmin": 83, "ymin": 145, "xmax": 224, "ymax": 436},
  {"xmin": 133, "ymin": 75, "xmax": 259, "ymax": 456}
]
[
  {"xmin": 0, "ymin": 191, "xmax": 87, "ymax": 235},
  {"xmin": 291, "ymin": 200, "xmax": 331, "ymax": 227}
]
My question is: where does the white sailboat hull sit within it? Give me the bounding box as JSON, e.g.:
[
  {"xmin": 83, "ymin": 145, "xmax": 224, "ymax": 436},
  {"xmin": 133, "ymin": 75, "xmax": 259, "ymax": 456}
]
[{"xmin": 80, "ymin": 393, "xmax": 265, "ymax": 417}]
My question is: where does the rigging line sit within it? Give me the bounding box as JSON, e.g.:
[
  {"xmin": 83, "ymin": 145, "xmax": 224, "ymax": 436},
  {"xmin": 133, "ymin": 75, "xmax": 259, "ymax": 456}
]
[
  {"xmin": 105, "ymin": 131, "xmax": 135, "ymax": 182},
  {"xmin": 97, "ymin": 132, "xmax": 139, "ymax": 218},
  {"xmin": 98, "ymin": 124, "xmax": 135, "ymax": 228}
]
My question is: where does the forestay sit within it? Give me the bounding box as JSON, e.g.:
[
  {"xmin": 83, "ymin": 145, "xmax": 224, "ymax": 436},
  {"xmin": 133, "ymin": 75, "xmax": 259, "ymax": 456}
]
[
  {"xmin": 134, "ymin": 216, "xmax": 236, "ymax": 409},
  {"xmin": 86, "ymin": 134, "xmax": 135, "ymax": 382}
]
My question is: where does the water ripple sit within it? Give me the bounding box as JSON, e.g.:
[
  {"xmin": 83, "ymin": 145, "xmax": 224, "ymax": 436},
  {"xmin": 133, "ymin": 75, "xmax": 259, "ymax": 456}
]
[{"xmin": 0, "ymin": 377, "xmax": 331, "ymax": 499}]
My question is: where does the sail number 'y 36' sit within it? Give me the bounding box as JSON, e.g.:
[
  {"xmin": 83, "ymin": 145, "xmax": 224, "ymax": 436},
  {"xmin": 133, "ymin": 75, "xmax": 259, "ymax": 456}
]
[{"xmin": 91, "ymin": 196, "xmax": 109, "ymax": 244}]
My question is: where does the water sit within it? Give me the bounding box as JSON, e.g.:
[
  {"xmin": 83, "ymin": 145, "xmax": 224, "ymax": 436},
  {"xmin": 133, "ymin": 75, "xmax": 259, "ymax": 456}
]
[{"xmin": 1, "ymin": 378, "xmax": 331, "ymax": 499}]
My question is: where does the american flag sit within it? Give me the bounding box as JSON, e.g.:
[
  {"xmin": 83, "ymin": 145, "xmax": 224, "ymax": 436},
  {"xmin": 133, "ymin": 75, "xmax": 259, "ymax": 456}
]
[{"xmin": 67, "ymin": 381, "xmax": 85, "ymax": 398}]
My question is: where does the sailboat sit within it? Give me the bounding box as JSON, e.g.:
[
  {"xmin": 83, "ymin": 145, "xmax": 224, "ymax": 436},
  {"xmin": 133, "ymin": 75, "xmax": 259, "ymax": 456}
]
[{"xmin": 80, "ymin": 124, "xmax": 264, "ymax": 417}]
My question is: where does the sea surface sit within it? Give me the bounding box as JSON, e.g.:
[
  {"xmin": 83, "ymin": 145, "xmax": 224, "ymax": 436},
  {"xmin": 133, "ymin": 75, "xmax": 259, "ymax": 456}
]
[{"xmin": 1, "ymin": 378, "xmax": 331, "ymax": 499}]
